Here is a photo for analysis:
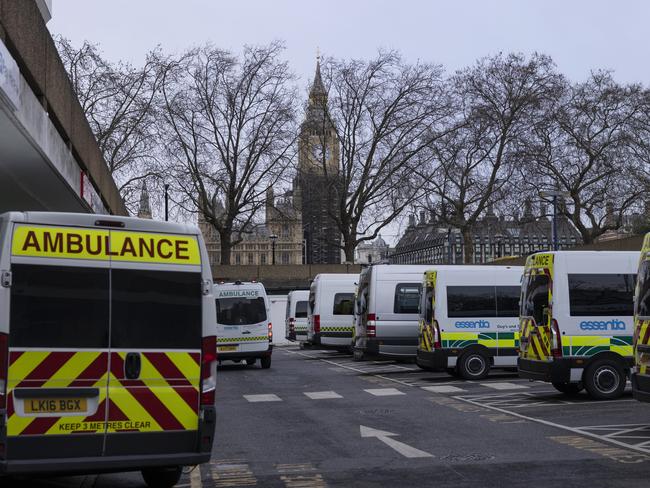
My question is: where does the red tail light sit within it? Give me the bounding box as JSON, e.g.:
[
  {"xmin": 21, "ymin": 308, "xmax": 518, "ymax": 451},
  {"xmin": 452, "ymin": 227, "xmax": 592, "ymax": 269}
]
[
  {"xmin": 367, "ymin": 313, "xmax": 377, "ymax": 337},
  {"xmin": 550, "ymin": 319, "xmax": 562, "ymax": 358},
  {"xmin": 0, "ymin": 333, "xmax": 8, "ymax": 409},
  {"xmin": 268, "ymin": 323, "xmax": 273, "ymax": 342},
  {"xmin": 432, "ymin": 320, "xmax": 442, "ymax": 349},
  {"xmin": 200, "ymin": 336, "xmax": 217, "ymax": 406},
  {"xmin": 313, "ymin": 314, "xmax": 320, "ymax": 334}
]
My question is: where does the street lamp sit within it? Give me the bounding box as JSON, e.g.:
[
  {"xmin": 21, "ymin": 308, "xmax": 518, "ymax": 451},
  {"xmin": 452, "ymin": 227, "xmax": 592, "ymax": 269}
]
[
  {"xmin": 539, "ymin": 190, "xmax": 570, "ymax": 251},
  {"xmin": 269, "ymin": 234, "xmax": 278, "ymax": 265},
  {"xmin": 164, "ymin": 184, "xmax": 169, "ymax": 222}
]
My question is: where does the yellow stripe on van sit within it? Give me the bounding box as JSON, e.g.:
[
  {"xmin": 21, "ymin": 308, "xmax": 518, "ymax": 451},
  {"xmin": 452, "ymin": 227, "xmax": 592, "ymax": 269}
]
[{"xmin": 11, "ymin": 225, "xmax": 200, "ymax": 265}]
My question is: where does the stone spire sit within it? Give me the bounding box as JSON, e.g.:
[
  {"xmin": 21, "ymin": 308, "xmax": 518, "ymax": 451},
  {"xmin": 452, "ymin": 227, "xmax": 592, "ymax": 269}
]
[
  {"xmin": 137, "ymin": 180, "xmax": 152, "ymax": 219},
  {"xmin": 309, "ymin": 53, "xmax": 327, "ymax": 105}
]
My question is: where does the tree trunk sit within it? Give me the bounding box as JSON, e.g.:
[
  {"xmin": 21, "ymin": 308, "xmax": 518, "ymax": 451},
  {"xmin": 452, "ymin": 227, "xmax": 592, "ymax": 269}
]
[
  {"xmin": 462, "ymin": 227, "xmax": 474, "ymax": 264},
  {"xmin": 344, "ymin": 239, "xmax": 356, "ymax": 264},
  {"xmin": 220, "ymin": 231, "xmax": 232, "ymax": 265}
]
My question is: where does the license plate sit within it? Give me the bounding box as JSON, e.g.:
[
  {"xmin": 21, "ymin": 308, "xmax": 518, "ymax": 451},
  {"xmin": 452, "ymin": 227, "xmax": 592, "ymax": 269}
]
[
  {"xmin": 218, "ymin": 345, "xmax": 238, "ymax": 352},
  {"xmin": 24, "ymin": 398, "xmax": 87, "ymax": 414}
]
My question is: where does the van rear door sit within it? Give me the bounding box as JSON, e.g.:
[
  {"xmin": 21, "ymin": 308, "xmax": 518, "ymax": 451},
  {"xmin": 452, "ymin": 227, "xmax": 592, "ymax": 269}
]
[
  {"xmin": 216, "ymin": 288, "xmax": 268, "ymax": 352},
  {"xmin": 7, "ymin": 260, "xmax": 110, "ymax": 460},
  {"xmin": 520, "ymin": 254, "xmax": 554, "ymax": 361}
]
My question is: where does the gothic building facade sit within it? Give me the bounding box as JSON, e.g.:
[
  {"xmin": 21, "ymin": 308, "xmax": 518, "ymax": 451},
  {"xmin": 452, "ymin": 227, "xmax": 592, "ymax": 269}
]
[
  {"xmin": 198, "ymin": 188, "xmax": 303, "ymax": 267},
  {"xmin": 390, "ymin": 201, "xmax": 582, "ymax": 265},
  {"xmin": 293, "ymin": 59, "xmax": 342, "ymax": 264}
]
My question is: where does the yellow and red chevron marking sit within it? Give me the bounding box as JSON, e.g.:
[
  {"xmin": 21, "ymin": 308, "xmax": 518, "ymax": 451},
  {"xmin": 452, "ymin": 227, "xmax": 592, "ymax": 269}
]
[
  {"xmin": 635, "ymin": 318, "xmax": 650, "ymax": 375},
  {"xmin": 6, "ymin": 350, "xmax": 200, "ymax": 436}
]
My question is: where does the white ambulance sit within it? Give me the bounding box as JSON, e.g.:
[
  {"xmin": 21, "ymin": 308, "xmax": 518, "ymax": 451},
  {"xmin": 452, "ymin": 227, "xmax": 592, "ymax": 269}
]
[
  {"xmin": 416, "ymin": 265, "xmax": 523, "ymax": 379},
  {"xmin": 519, "ymin": 251, "xmax": 638, "ymax": 399},
  {"xmin": 214, "ymin": 281, "xmax": 273, "ymax": 368},
  {"xmin": 0, "ymin": 212, "xmax": 217, "ymax": 485},
  {"xmin": 308, "ymin": 274, "xmax": 358, "ymax": 349},
  {"xmin": 285, "ymin": 290, "xmax": 309, "ymax": 343}
]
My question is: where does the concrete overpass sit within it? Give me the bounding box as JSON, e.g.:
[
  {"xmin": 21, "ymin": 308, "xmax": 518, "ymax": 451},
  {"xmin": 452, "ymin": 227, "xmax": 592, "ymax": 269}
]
[
  {"xmin": 212, "ymin": 264, "xmax": 363, "ymax": 293},
  {"xmin": 0, "ymin": 0, "xmax": 127, "ymax": 215}
]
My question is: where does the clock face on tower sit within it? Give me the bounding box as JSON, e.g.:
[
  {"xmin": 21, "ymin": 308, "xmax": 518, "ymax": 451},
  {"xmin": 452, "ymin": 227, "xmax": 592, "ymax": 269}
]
[{"xmin": 311, "ymin": 143, "xmax": 331, "ymax": 164}]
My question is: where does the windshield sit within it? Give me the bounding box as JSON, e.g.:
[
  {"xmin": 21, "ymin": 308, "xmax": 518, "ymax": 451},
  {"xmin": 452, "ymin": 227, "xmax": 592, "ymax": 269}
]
[
  {"xmin": 216, "ymin": 296, "xmax": 267, "ymax": 325},
  {"xmin": 520, "ymin": 273, "xmax": 550, "ymax": 326}
]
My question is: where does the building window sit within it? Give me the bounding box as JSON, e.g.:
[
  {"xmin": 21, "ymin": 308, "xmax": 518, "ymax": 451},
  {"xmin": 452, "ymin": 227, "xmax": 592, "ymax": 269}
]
[
  {"xmin": 261, "ymin": 253, "xmax": 267, "ymax": 265},
  {"xmin": 235, "ymin": 253, "xmax": 241, "ymax": 265},
  {"xmin": 248, "ymin": 253, "xmax": 254, "ymax": 265},
  {"xmin": 282, "ymin": 252, "xmax": 290, "ymax": 264}
]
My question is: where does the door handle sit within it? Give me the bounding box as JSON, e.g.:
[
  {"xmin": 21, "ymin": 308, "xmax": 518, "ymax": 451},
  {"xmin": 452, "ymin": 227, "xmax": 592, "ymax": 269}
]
[{"xmin": 124, "ymin": 352, "xmax": 142, "ymax": 380}]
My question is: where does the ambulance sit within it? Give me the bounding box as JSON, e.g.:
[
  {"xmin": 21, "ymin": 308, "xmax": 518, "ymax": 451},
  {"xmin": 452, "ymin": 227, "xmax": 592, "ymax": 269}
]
[
  {"xmin": 416, "ymin": 266, "xmax": 523, "ymax": 379},
  {"xmin": 519, "ymin": 251, "xmax": 638, "ymax": 399},
  {"xmin": 285, "ymin": 290, "xmax": 309, "ymax": 343},
  {"xmin": 631, "ymin": 235, "xmax": 650, "ymax": 402},
  {"xmin": 307, "ymin": 274, "xmax": 358, "ymax": 349},
  {"xmin": 214, "ymin": 281, "xmax": 272, "ymax": 368},
  {"xmin": 0, "ymin": 212, "xmax": 217, "ymax": 486},
  {"xmin": 353, "ymin": 264, "xmax": 434, "ymax": 361}
]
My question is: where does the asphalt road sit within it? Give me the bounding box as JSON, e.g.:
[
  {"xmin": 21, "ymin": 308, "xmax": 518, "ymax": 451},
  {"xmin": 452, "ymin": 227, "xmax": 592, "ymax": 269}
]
[{"xmin": 6, "ymin": 344, "xmax": 650, "ymax": 487}]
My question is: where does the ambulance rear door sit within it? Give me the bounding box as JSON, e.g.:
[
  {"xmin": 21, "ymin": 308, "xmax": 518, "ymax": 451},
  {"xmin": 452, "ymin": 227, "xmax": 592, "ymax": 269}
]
[
  {"xmin": 520, "ymin": 253, "xmax": 554, "ymax": 362},
  {"xmin": 216, "ymin": 285, "xmax": 268, "ymax": 353}
]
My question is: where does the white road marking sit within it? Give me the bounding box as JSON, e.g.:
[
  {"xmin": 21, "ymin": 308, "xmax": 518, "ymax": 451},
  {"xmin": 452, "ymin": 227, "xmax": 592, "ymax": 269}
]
[
  {"xmin": 421, "ymin": 385, "xmax": 466, "ymax": 393},
  {"xmin": 304, "ymin": 391, "xmax": 343, "ymax": 400},
  {"xmin": 454, "ymin": 395, "xmax": 650, "ymax": 455},
  {"xmin": 360, "ymin": 425, "xmax": 433, "ymax": 458},
  {"xmin": 482, "ymin": 382, "xmax": 530, "ymax": 390},
  {"xmin": 244, "ymin": 394, "xmax": 282, "ymax": 402},
  {"xmin": 190, "ymin": 465, "xmax": 202, "ymax": 488},
  {"xmin": 364, "ymin": 388, "xmax": 405, "ymax": 397}
]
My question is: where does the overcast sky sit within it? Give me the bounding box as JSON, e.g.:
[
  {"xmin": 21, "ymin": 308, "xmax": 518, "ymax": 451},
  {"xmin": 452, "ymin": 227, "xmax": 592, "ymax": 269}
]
[{"xmin": 47, "ymin": 0, "xmax": 650, "ymax": 243}]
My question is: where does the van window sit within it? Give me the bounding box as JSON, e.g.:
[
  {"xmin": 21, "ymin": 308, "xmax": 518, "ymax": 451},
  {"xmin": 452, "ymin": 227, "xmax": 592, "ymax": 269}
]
[
  {"xmin": 295, "ymin": 301, "xmax": 308, "ymax": 318},
  {"xmin": 394, "ymin": 283, "xmax": 422, "ymax": 314},
  {"xmin": 217, "ymin": 296, "xmax": 267, "ymax": 325},
  {"xmin": 496, "ymin": 286, "xmax": 521, "ymax": 317},
  {"xmin": 112, "ymin": 269, "xmax": 202, "ymax": 349},
  {"xmin": 10, "ymin": 264, "xmax": 109, "ymax": 348},
  {"xmin": 636, "ymin": 262, "xmax": 650, "ymax": 317},
  {"xmin": 333, "ymin": 293, "xmax": 354, "ymax": 315},
  {"xmin": 568, "ymin": 273, "xmax": 635, "ymax": 317},
  {"xmin": 521, "ymin": 274, "xmax": 550, "ymax": 326},
  {"xmin": 447, "ymin": 286, "xmax": 497, "ymax": 318},
  {"xmin": 421, "ymin": 284, "xmax": 434, "ymax": 324}
]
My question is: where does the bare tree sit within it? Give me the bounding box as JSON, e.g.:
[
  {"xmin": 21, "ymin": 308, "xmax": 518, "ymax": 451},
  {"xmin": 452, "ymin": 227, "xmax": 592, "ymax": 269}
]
[
  {"xmin": 159, "ymin": 42, "xmax": 297, "ymax": 264},
  {"xmin": 525, "ymin": 71, "xmax": 646, "ymax": 243},
  {"xmin": 419, "ymin": 53, "xmax": 563, "ymax": 263},
  {"xmin": 56, "ymin": 37, "xmax": 166, "ymax": 212},
  {"xmin": 315, "ymin": 51, "xmax": 450, "ymax": 262}
]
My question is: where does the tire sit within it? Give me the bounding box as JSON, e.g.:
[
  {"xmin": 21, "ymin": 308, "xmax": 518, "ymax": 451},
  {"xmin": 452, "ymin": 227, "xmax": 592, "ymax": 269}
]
[
  {"xmin": 260, "ymin": 356, "xmax": 272, "ymax": 369},
  {"xmin": 416, "ymin": 361, "xmax": 431, "ymax": 371},
  {"xmin": 552, "ymin": 381, "xmax": 583, "ymax": 396},
  {"xmin": 142, "ymin": 466, "xmax": 183, "ymax": 488},
  {"xmin": 457, "ymin": 351, "xmax": 490, "ymax": 380},
  {"xmin": 583, "ymin": 358, "xmax": 626, "ymax": 400},
  {"xmin": 245, "ymin": 358, "xmax": 256, "ymax": 366},
  {"xmin": 299, "ymin": 342, "xmax": 308, "ymax": 350},
  {"xmin": 353, "ymin": 349, "xmax": 365, "ymax": 362}
]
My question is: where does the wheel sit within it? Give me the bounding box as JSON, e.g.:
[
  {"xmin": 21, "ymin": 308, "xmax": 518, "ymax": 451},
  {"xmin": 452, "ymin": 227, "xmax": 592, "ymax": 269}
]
[
  {"xmin": 299, "ymin": 342, "xmax": 308, "ymax": 350},
  {"xmin": 142, "ymin": 466, "xmax": 183, "ymax": 488},
  {"xmin": 552, "ymin": 382, "xmax": 583, "ymax": 396},
  {"xmin": 353, "ymin": 349, "xmax": 365, "ymax": 362},
  {"xmin": 457, "ymin": 351, "xmax": 490, "ymax": 380},
  {"xmin": 583, "ymin": 358, "xmax": 626, "ymax": 400},
  {"xmin": 245, "ymin": 358, "xmax": 256, "ymax": 366},
  {"xmin": 260, "ymin": 356, "xmax": 272, "ymax": 369},
  {"xmin": 416, "ymin": 361, "xmax": 431, "ymax": 371}
]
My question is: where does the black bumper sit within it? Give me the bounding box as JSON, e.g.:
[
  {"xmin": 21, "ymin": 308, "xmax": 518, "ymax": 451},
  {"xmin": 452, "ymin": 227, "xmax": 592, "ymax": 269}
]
[
  {"xmin": 632, "ymin": 372, "xmax": 650, "ymax": 403},
  {"xmin": 416, "ymin": 349, "xmax": 449, "ymax": 371},
  {"xmin": 518, "ymin": 357, "xmax": 571, "ymax": 383},
  {"xmin": 218, "ymin": 345, "xmax": 273, "ymax": 362}
]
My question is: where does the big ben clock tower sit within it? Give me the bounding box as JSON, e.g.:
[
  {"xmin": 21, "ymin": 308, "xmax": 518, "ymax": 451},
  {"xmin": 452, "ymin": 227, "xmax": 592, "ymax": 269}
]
[{"xmin": 293, "ymin": 57, "xmax": 342, "ymax": 264}]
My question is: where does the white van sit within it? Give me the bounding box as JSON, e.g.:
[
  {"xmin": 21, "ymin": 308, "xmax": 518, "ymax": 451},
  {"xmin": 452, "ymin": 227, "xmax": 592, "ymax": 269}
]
[
  {"xmin": 353, "ymin": 264, "xmax": 434, "ymax": 361},
  {"xmin": 519, "ymin": 251, "xmax": 638, "ymax": 399},
  {"xmin": 416, "ymin": 265, "xmax": 523, "ymax": 379},
  {"xmin": 285, "ymin": 290, "xmax": 309, "ymax": 343},
  {"xmin": 0, "ymin": 212, "xmax": 216, "ymax": 485},
  {"xmin": 214, "ymin": 281, "xmax": 273, "ymax": 368},
  {"xmin": 308, "ymin": 274, "xmax": 358, "ymax": 349}
]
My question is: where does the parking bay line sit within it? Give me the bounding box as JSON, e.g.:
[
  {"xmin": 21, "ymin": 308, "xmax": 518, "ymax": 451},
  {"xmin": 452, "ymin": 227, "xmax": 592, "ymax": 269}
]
[{"xmin": 453, "ymin": 395, "xmax": 650, "ymax": 455}]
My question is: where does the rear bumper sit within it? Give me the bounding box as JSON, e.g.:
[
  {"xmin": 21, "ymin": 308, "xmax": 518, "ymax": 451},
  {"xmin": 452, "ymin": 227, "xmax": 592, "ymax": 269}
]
[
  {"xmin": 416, "ymin": 349, "xmax": 449, "ymax": 370},
  {"xmin": 632, "ymin": 372, "xmax": 650, "ymax": 403},
  {"xmin": 218, "ymin": 345, "xmax": 273, "ymax": 361},
  {"xmin": 518, "ymin": 357, "xmax": 570, "ymax": 383}
]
